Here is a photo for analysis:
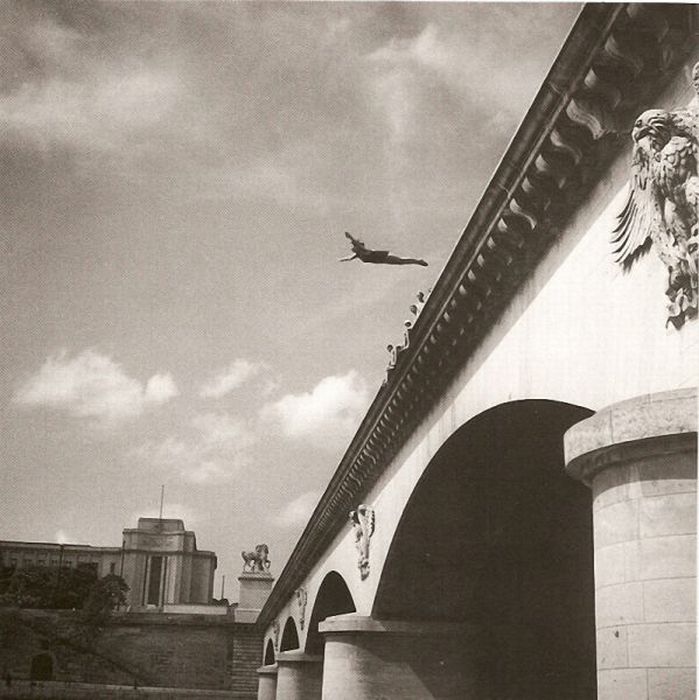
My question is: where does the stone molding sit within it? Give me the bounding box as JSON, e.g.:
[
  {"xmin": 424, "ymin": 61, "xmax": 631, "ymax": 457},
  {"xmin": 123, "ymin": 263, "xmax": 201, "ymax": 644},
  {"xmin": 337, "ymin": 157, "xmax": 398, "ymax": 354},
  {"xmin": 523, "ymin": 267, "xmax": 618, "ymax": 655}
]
[
  {"xmin": 257, "ymin": 4, "xmax": 697, "ymax": 629},
  {"xmin": 276, "ymin": 651, "xmax": 323, "ymax": 665},
  {"xmin": 318, "ymin": 613, "xmax": 473, "ymax": 637},
  {"xmin": 565, "ymin": 388, "xmax": 697, "ymax": 484}
]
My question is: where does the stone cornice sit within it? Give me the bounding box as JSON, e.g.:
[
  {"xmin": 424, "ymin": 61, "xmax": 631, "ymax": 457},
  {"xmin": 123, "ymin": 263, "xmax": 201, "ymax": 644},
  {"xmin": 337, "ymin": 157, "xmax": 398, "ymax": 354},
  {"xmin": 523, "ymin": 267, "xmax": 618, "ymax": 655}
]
[{"xmin": 258, "ymin": 3, "xmax": 697, "ymax": 629}]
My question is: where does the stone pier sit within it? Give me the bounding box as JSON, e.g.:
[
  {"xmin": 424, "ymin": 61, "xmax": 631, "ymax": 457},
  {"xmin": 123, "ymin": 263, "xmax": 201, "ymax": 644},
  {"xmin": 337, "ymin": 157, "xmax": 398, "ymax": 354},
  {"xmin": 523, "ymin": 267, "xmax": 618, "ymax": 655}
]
[{"xmin": 565, "ymin": 389, "xmax": 697, "ymax": 700}]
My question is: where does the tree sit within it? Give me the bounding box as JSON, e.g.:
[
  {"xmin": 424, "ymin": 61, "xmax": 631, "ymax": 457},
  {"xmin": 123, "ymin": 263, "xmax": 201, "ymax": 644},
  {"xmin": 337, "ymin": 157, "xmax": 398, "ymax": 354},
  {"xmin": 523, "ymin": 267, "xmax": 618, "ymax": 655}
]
[
  {"xmin": 0, "ymin": 565, "xmax": 98, "ymax": 609},
  {"xmin": 80, "ymin": 574, "xmax": 129, "ymax": 625}
]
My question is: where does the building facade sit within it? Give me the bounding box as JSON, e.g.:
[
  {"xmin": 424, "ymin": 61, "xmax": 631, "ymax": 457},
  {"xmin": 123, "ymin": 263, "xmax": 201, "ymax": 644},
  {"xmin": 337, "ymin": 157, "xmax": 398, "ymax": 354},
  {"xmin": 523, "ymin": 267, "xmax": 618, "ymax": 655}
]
[{"xmin": 0, "ymin": 517, "xmax": 217, "ymax": 611}]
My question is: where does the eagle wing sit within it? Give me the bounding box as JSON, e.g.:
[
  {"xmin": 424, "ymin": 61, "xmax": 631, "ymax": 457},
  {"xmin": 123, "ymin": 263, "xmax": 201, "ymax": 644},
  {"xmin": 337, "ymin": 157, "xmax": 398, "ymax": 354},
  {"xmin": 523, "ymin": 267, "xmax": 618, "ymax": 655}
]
[{"xmin": 611, "ymin": 141, "xmax": 661, "ymax": 268}]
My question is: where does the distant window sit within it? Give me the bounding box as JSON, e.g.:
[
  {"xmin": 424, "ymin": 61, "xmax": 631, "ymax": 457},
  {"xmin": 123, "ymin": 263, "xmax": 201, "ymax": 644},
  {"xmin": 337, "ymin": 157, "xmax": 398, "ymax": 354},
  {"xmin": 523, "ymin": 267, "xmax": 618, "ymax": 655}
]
[
  {"xmin": 36, "ymin": 560, "xmax": 45, "ymax": 566},
  {"xmin": 23, "ymin": 559, "xmax": 33, "ymax": 567},
  {"xmin": 50, "ymin": 558, "xmax": 59, "ymax": 566},
  {"xmin": 109, "ymin": 562, "xmax": 116, "ymax": 574},
  {"xmin": 10, "ymin": 558, "xmax": 17, "ymax": 568},
  {"xmin": 146, "ymin": 556, "xmax": 164, "ymax": 606}
]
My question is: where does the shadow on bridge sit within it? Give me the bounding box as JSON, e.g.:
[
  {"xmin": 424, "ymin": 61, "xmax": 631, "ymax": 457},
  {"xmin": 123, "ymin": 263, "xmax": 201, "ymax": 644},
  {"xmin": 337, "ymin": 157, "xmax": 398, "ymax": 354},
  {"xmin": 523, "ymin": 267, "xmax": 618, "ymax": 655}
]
[{"xmin": 368, "ymin": 400, "xmax": 597, "ymax": 699}]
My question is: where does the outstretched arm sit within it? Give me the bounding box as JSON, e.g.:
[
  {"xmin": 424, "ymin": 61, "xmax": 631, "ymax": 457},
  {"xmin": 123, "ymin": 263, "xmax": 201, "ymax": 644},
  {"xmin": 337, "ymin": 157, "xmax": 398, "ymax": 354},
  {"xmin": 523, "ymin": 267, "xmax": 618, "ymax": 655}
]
[{"xmin": 339, "ymin": 253, "xmax": 357, "ymax": 262}]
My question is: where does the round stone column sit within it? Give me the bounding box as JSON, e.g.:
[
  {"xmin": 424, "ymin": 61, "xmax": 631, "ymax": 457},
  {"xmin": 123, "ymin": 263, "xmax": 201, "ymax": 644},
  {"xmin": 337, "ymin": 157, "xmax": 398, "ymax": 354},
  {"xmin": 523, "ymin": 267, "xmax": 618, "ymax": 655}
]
[
  {"xmin": 275, "ymin": 650, "xmax": 322, "ymax": 700},
  {"xmin": 319, "ymin": 613, "xmax": 472, "ymax": 699},
  {"xmin": 565, "ymin": 389, "xmax": 696, "ymax": 700},
  {"xmin": 256, "ymin": 664, "xmax": 277, "ymax": 700}
]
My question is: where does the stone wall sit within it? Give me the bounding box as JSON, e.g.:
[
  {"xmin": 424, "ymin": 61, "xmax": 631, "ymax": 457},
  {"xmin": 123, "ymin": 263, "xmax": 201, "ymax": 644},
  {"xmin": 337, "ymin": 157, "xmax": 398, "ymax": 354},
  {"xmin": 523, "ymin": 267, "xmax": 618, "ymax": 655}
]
[{"xmin": 0, "ymin": 609, "xmax": 261, "ymax": 697}]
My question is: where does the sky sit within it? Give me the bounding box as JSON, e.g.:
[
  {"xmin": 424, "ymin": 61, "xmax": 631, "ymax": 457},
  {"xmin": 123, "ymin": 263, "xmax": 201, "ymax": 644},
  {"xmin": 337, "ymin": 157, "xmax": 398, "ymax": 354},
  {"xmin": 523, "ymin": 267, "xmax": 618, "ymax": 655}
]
[{"xmin": 0, "ymin": 1, "xmax": 580, "ymax": 602}]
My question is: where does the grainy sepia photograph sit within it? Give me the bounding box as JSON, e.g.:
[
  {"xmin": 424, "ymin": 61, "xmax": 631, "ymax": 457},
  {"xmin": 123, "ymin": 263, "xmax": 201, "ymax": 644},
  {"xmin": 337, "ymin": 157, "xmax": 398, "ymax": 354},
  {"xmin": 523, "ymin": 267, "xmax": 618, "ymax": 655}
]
[{"xmin": 0, "ymin": 2, "xmax": 697, "ymax": 699}]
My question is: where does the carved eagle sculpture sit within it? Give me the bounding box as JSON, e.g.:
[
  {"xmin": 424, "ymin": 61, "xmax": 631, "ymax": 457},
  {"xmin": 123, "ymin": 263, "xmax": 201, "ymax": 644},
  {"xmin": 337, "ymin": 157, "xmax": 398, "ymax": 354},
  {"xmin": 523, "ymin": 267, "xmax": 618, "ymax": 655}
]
[{"xmin": 611, "ymin": 64, "xmax": 699, "ymax": 328}]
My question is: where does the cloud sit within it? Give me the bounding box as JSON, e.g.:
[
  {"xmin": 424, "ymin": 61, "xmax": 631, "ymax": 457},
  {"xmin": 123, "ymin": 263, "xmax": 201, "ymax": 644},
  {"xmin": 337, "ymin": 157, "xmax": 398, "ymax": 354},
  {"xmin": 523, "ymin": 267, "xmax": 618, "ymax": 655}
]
[
  {"xmin": 364, "ymin": 21, "xmax": 547, "ymax": 144},
  {"xmin": 199, "ymin": 359, "xmax": 264, "ymax": 399},
  {"xmin": 0, "ymin": 15, "xmax": 183, "ymax": 154},
  {"xmin": 260, "ymin": 371, "xmax": 370, "ymax": 448},
  {"xmin": 272, "ymin": 490, "xmax": 321, "ymax": 528},
  {"xmin": 13, "ymin": 350, "xmax": 178, "ymax": 423},
  {"xmin": 136, "ymin": 412, "xmax": 256, "ymax": 484},
  {"xmin": 1, "ymin": 70, "xmax": 181, "ymax": 153},
  {"xmin": 145, "ymin": 374, "xmax": 179, "ymax": 404},
  {"xmin": 55, "ymin": 530, "xmax": 73, "ymax": 544}
]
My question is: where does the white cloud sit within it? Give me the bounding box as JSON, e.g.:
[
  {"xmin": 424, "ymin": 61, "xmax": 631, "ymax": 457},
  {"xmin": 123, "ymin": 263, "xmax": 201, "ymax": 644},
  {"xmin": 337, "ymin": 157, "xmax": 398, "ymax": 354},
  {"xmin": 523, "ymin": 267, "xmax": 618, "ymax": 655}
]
[
  {"xmin": 272, "ymin": 490, "xmax": 321, "ymax": 528},
  {"xmin": 199, "ymin": 359, "xmax": 263, "ymax": 399},
  {"xmin": 365, "ymin": 22, "xmax": 540, "ymax": 143},
  {"xmin": 260, "ymin": 370, "xmax": 369, "ymax": 448},
  {"xmin": 136, "ymin": 412, "xmax": 256, "ymax": 484},
  {"xmin": 145, "ymin": 373, "xmax": 179, "ymax": 404},
  {"xmin": 0, "ymin": 70, "xmax": 181, "ymax": 152},
  {"xmin": 0, "ymin": 17, "xmax": 182, "ymax": 153},
  {"xmin": 55, "ymin": 529, "xmax": 73, "ymax": 544},
  {"xmin": 13, "ymin": 349, "xmax": 178, "ymax": 423}
]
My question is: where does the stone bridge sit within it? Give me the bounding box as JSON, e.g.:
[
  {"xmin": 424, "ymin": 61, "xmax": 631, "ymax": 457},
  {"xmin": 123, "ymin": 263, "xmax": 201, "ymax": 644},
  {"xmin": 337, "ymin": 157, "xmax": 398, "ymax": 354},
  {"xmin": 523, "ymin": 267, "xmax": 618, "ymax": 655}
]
[{"xmin": 256, "ymin": 5, "xmax": 698, "ymax": 699}]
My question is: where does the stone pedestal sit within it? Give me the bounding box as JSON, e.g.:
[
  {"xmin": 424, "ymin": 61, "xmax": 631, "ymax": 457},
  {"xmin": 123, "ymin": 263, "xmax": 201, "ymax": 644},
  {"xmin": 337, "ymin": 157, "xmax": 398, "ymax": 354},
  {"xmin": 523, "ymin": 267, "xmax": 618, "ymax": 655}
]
[
  {"xmin": 275, "ymin": 650, "xmax": 323, "ymax": 700},
  {"xmin": 565, "ymin": 389, "xmax": 697, "ymax": 700},
  {"xmin": 256, "ymin": 664, "xmax": 278, "ymax": 700},
  {"xmin": 319, "ymin": 613, "xmax": 473, "ymax": 699},
  {"xmin": 236, "ymin": 572, "xmax": 274, "ymax": 624}
]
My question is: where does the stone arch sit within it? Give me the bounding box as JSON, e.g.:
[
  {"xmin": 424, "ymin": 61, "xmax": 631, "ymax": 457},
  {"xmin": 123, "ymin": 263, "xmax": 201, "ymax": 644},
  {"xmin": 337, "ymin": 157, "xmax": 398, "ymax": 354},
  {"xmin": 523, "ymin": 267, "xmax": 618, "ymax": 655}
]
[
  {"xmin": 263, "ymin": 638, "xmax": 275, "ymax": 666},
  {"xmin": 372, "ymin": 399, "xmax": 596, "ymax": 699},
  {"xmin": 305, "ymin": 571, "xmax": 356, "ymax": 655},
  {"xmin": 280, "ymin": 616, "xmax": 300, "ymax": 651}
]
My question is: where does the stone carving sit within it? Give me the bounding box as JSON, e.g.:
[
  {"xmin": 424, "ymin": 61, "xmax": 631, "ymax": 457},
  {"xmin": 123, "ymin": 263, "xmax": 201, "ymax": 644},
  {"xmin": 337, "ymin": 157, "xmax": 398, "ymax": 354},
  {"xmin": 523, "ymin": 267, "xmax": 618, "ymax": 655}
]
[
  {"xmin": 612, "ymin": 62, "xmax": 699, "ymax": 328},
  {"xmin": 241, "ymin": 543, "xmax": 271, "ymax": 573},
  {"xmin": 296, "ymin": 588, "xmax": 308, "ymax": 630},
  {"xmin": 271, "ymin": 618, "xmax": 280, "ymax": 650},
  {"xmin": 349, "ymin": 504, "xmax": 375, "ymax": 580}
]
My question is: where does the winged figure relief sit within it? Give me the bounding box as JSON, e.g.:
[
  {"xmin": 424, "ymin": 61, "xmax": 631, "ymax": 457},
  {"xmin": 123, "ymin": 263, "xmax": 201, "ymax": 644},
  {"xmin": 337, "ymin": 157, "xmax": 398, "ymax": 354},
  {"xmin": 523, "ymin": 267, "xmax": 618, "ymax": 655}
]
[
  {"xmin": 611, "ymin": 63, "xmax": 699, "ymax": 328},
  {"xmin": 349, "ymin": 504, "xmax": 375, "ymax": 580}
]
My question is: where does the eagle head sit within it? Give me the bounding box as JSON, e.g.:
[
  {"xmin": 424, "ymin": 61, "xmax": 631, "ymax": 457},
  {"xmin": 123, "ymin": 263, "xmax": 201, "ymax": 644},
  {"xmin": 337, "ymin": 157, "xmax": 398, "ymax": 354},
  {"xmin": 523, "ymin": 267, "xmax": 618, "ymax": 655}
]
[{"xmin": 632, "ymin": 109, "xmax": 673, "ymax": 150}]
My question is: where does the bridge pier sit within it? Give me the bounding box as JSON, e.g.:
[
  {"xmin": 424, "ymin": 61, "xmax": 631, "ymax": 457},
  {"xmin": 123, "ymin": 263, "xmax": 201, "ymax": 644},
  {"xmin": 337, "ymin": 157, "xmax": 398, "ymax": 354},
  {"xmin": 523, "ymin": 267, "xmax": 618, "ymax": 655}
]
[
  {"xmin": 256, "ymin": 664, "xmax": 277, "ymax": 700},
  {"xmin": 319, "ymin": 614, "xmax": 471, "ymax": 699},
  {"xmin": 275, "ymin": 650, "xmax": 322, "ymax": 700},
  {"xmin": 566, "ymin": 389, "xmax": 697, "ymax": 700}
]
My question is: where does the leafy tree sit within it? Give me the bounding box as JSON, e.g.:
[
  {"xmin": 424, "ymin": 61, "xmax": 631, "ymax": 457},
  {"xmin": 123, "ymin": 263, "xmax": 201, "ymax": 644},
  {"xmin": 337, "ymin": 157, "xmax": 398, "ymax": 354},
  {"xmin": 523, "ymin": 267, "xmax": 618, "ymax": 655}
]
[
  {"xmin": 0, "ymin": 565, "xmax": 97, "ymax": 609},
  {"xmin": 81, "ymin": 574, "xmax": 129, "ymax": 625}
]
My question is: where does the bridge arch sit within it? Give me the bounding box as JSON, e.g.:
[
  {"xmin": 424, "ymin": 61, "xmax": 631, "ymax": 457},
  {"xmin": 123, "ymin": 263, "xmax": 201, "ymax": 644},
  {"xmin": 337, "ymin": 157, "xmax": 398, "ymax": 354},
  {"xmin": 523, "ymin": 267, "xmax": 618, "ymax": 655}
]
[
  {"xmin": 306, "ymin": 571, "xmax": 356, "ymax": 655},
  {"xmin": 280, "ymin": 617, "xmax": 300, "ymax": 652},
  {"xmin": 263, "ymin": 638, "xmax": 275, "ymax": 666},
  {"xmin": 371, "ymin": 399, "xmax": 596, "ymax": 698}
]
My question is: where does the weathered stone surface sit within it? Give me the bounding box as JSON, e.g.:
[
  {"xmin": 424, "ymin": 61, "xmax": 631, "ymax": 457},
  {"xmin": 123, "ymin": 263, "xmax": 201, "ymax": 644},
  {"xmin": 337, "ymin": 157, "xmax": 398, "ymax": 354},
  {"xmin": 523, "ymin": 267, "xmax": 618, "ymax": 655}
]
[
  {"xmin": 275, "ymin": 651, "xmax": 323, "ymax": 700},
  {"xmin": 598, "ymin": 668, "xmax": 647, "ymax": 700},
  {"xmin": 256, "ymin": 664, "xmax": 278, "ymax": 700},
  {"xmin": 643, "ymin": 578, "xmax": 696, "ymax": 623},
  {"xmin": 565, "ymin": 389, "xmax": 697, "ymax": 468},
  {"xmin": 627, "ymin": 622, "xmax": 696, "ymax": 667},
  {"xmin": 595, "ymin": 582, "xmax": 644, "ymax": 628},
  {"xmin": 565, "ymin": 388, "xmax": 697, "ymax": 699},
  {"xmin": 647, "ymin": 667, "xmax": 696, "ymax": 700}
]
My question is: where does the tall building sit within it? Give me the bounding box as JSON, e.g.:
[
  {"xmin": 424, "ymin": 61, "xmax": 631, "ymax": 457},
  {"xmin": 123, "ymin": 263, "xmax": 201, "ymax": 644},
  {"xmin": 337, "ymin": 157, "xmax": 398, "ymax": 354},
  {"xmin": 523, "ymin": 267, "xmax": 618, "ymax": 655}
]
[
  {"xmin": 0, "ymin": 517, "xmax": 216, "ymax": 611},
  {"xmin": 120, "ymin": 517, "xmax": 216, "ymax": 610}
]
